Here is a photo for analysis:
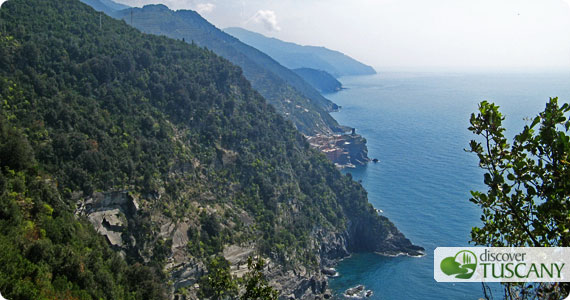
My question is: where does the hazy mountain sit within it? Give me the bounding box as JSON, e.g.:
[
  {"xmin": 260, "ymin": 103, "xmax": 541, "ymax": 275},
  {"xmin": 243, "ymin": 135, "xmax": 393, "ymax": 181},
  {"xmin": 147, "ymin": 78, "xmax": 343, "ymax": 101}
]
[
  {"xmin": 103, "ymin": 4, "xmax": 344, "ymax": 135},
  {"xmin": 80, "ymin": 0, "xmax": 128, "ymax": 14},
  {"xmin": 294, "ymin": 68, "xmax": 342, "ymax": 93},
  {"xmin": 225, "ymin": 27, "xmax": 376, "ymax": 78}
]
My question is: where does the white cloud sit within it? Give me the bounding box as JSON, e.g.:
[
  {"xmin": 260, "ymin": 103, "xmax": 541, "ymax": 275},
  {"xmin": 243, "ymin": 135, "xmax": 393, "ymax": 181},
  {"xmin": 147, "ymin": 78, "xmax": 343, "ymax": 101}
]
[
  {"xmin": 249, "ymin": 9, "xmax": 281, "ymax": 31},
  {"xmin": 563, "ymin": 0, "xmax": 570, "ymax": 8},
  {"xmin": 195, "ymin": 3, "xmax": 215, "ymax": 14}
]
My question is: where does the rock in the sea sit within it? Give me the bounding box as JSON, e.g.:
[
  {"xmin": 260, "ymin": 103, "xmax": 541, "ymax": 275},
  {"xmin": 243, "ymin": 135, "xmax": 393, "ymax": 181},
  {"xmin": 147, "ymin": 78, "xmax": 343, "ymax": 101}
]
[
  {"xmin": 344, "ymin": 285, "xmax": 374, "ymax": 298},
  {"xmin": 344, "ymin": 285, "xmax": 365, "ymax": 297},
  {"xmin": 321, "ymin": 267, "xmax": 337, "ymax": 277}
]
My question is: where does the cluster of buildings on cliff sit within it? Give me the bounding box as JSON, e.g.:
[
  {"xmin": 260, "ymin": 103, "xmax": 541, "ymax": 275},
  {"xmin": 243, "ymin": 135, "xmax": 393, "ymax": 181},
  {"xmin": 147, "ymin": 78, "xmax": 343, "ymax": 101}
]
[{"xmin": 306, "ymin": 132, "xmax": 371, "ymax": 168}]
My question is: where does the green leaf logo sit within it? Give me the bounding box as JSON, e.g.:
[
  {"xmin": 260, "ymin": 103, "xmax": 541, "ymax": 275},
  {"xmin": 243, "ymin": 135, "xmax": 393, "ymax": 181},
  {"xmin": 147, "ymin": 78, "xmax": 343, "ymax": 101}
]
[{"xmin": 440, "ymin": 250, "xmax": 477, "ymax": 279}]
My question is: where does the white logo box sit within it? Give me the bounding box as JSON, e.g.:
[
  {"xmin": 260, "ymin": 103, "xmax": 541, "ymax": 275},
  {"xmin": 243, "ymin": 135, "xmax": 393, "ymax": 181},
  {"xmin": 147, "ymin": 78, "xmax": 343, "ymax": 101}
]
[{"xmin": 434, "ymin": 247, "xmax": 570, "ymax": 282}]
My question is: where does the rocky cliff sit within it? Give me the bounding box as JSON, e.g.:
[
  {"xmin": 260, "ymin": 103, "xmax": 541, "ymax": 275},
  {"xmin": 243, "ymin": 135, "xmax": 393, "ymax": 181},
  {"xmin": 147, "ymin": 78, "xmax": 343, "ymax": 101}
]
[{"xmin": 73, "ymin": 190, "xmax": 423, "ymax": 299}]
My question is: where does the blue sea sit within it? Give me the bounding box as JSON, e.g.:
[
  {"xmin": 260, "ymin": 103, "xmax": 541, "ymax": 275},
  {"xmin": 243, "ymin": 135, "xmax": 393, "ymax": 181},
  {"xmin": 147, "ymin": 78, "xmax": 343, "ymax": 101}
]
[{"xmin": 326, "ymin": 72, "xmax": 570, "ymax": 300}]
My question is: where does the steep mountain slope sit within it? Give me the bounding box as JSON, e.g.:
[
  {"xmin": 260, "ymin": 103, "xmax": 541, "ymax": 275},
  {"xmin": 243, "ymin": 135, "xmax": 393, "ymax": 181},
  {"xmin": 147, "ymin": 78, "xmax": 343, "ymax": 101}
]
[
  {"xmin": 225, "ymin": 27, "xmax": 376, "ymax": 78},
  {"xmin": 0, "ymin": 0, "xmax": 421, "ymax": 299},
  {"xmin": 108, "ymin": 4, "xmax": 343, "ymax": 136},
  {"xmin": 294, "ymin": 68, "xmax": 343, "ymax": 94}
]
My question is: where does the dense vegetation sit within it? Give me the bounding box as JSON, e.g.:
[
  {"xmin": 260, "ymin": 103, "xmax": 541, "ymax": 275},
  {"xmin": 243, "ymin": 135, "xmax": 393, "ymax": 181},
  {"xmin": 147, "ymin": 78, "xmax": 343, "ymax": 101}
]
[
  {"xmin": 83, "ymin": 0, "xmax": 344, "ymax": 135},
  {"xmin": 224, "ymin": 27, "xmax": 376, "ymax": 78},
  {"xmin": 0, "ymin": 0, "xmax": 391, "ymax": 298},
  {"xmin": 197, "ymin": 256, "xmax": 277, "ymax": 300},
  {"xmin": 0, "ymin": 111, "xmax": 166, "ymax": 299},
  {"xmin": 468, "ymin": 99, "xmax": 570, "ymax": 299}
]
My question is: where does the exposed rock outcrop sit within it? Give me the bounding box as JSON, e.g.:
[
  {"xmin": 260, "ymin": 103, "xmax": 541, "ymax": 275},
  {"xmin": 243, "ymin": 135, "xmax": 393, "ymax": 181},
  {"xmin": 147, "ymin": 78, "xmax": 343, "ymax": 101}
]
[
  {"xmin": 88, "ymin": 208, "xmax": 125, "ymax": 247},
  {"xmin": 75, "ymin": 191, "xmax": 140, "ymax": 250},
  {"xmin": 74, "ymin": 189, "xmax": 423, "ymax": 300},
  {"xmin": 223, "ymin": 244, "xmax": 256, "ymax": 278}
]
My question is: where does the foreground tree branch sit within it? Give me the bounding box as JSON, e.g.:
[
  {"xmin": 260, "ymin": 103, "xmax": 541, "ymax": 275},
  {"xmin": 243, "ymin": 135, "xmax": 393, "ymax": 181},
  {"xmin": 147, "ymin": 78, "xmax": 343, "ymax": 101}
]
[{"xmin": 468, "ymin": 98, "xmax": 570, "ymax": 299}]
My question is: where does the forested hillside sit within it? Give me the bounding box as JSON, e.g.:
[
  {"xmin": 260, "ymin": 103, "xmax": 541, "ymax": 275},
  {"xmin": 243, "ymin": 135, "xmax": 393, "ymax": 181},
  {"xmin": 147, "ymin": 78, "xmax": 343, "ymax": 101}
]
[
  {"xmin": 0, "ymin": 0, "xmax": 420, "ymax": 299},
  {"xmin": 89, "ymin": 2, "xmax": 344, "ymax": 135}
]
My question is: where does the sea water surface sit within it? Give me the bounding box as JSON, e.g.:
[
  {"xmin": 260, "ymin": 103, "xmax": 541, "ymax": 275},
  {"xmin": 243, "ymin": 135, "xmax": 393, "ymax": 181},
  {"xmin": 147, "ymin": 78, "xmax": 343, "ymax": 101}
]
[{"xmin": 326, "ymin": 72, "xmax": 570, "ymax": 300}]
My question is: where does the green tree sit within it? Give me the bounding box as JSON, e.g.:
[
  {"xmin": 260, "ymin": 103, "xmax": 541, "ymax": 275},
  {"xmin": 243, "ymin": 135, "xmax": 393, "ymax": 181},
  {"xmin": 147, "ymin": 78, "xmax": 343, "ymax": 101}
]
[
  {"xmin": 198, "ymin": 256, "xmax": 238, "ymax": 300},
  {"xmin": 240, "ymin": 256, "xmax": 278, "ymax": 300},
  {"xmin": 468, "ymin": 98, "xmax": 570, "ymax": 299}
]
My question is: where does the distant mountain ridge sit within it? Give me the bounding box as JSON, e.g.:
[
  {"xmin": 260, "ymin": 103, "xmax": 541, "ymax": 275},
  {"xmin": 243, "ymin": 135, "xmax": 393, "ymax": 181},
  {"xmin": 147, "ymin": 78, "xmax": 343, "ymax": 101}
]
[
  {"xmin": 85, "ymin": 1, "xmax": 345, "ymax": 135},
  {"xmin": 224, "ymin": 27, "xmax": 376, "ymax": 78},
  {"xmin": 81, "ymin": 0, "xmax": 128, "ymax": 13},
  {"xmin": 294, "ymin": 68, "xmax": 343, "ymax": 94}
]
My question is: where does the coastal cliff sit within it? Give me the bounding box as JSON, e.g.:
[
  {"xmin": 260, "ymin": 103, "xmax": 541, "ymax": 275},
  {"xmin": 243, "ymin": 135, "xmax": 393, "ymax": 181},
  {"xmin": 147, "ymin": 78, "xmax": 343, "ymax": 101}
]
[
  {"xmin": 266, "ymin": 213, "xmax": 424, "ymax": 299},
  {"xmin": 74, "ymin": 189, "xmax": 423, "ymax": 300}
]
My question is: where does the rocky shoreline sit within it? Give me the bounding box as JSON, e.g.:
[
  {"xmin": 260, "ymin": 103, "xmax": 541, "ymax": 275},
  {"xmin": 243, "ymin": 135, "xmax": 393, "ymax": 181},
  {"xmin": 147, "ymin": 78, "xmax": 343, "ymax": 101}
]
[
  {"xmin": 75, "ymin": 190, "xmax": 424, "ymax": 300},
  {"xmin": 73, "ymin": 128, "xmax": 423, "ymax": 300},
  {"xmin": 268, "ymin": 211, "xmax": 425, "ymax": 299},
  {"xmin": 73, "ymin": 136, "xmax": 420, "ymax": 300},
  {"xmin": 301, "ymin": 102, "xmax": 426, "ymax": 298}
]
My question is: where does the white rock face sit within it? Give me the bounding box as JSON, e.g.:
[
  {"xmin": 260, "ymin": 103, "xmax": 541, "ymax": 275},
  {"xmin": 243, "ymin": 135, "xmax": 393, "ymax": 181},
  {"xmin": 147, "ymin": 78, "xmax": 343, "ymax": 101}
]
[
  {"xmin": 75, "ymin": 191, "xmax": 138, "ymax": 248},
  {"xmin": 88, "ymin": 208, "xmax": 125, "ymax": 247},
  {"xmin": 223, "ymin": 244, "xmax": 255, "ymax": 277}
]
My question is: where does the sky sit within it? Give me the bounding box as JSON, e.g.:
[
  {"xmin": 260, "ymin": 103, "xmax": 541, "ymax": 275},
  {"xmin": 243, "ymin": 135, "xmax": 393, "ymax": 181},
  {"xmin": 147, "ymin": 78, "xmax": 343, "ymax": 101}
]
[{"xmin": 3, "ymin": 0, "xmax": 570, "ymax": 71}]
